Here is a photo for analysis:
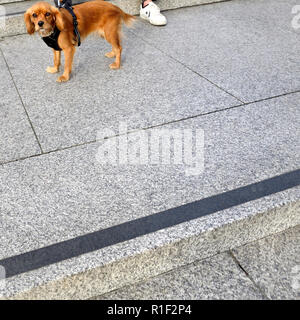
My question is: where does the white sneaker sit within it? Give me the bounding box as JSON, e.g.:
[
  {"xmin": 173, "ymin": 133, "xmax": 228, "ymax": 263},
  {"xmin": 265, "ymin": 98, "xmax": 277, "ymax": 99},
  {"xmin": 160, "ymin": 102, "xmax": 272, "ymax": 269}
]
[{"xmin": 140, "ymin": 2, "xmax": 167, "ymax": 26}]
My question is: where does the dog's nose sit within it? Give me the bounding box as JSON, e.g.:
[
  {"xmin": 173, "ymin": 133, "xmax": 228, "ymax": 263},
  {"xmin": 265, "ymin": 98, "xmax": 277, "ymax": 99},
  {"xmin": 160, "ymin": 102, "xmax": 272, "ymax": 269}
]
[{"xmin": 38, "ymin": 21, "xmax": 44, "ymax": 27}]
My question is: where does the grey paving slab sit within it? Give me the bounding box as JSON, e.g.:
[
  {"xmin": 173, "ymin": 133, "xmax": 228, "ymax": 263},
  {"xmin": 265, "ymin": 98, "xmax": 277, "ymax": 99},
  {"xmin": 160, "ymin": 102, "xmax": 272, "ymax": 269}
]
[
  {"xmin": 0, "ymin": 14, "xmax": 26, "ymax": 38},
  {"xmin": 0, "ymin": 29, "xmax": 239, "ymax": 152},
  {"xmin": 132, "ymin": 0, "xmax": 300, "ymax": 102},
  {"xmin": 0, "ymin": 1, "xmax": 79, "ymax": 37},
  {"xmin": 4, "ymin": 197, "xmax": 299, "ymax": 299},
  {"xmin": 93, "ymin": 252, "xmax": 265, "ymax": 300},
  {"xmin": 0, "ymin": 0, "xmax": 37, "ymax": 15},
  {"xmin": 0, "ymin": 0, "xmax": 223, "ymax": 17},
  {"xmin": 0, "ymin": 0, "xmax": 24, "ymax": 5},
  {"xmin": 233, "ymin": 225, "xmax": 300, "ymax": 300},
  {"xmin": 0, "ymin": 50, "xmax": 41, "ymax": 163},
  {"xmin": 0, "ymin": 92, "xmax": 299, "ymax": 258},
  {"xmin": 0, "ymin": 92, "xmax": 299, "ymax": 299},
  {"xmin": 2, "ymin": 0, "xmax": 80, "ymax": 15},
  {"xmin": 110, "ymin": 0, "xmax": 225, "ymax": 15}
]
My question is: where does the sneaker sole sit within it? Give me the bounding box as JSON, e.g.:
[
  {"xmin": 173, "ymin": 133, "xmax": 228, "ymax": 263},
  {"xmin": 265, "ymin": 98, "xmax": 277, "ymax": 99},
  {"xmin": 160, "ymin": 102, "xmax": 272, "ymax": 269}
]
[{"xmin": 140, "ymin": 14, "xmax": 167, "ymax": 26}]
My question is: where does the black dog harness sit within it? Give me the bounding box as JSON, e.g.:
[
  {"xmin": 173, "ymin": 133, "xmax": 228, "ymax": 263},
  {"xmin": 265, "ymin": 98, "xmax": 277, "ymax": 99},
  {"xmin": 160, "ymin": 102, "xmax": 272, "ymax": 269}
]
[
  {"xmin": 42, "ymin": 0, "xmax": 81, "ymax": 51},
  {"xmin": 42, "ymin": 26, "xmax": 62, "ymax": 51}
]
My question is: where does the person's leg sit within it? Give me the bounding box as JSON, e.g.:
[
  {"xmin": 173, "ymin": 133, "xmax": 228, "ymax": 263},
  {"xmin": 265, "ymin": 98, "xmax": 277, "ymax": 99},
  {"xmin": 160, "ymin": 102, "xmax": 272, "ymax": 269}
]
[
  {"xmin": 141, "ymin": 0, "xmax": 152, "ymax": 8},
  {"xmin": 140, "ymin": 0, "xmax": 167, "ymax": 26}
]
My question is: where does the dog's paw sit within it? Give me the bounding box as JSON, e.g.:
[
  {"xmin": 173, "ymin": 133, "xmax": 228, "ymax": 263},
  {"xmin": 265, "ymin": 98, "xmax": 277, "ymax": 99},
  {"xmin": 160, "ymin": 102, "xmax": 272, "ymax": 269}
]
[
  {"xmin": 109, "ymin": 62, "xmax": 120, "ymax": 69},
  {"xmin": 105, "ymin": 51, "xmax": 115, "ymax": 58},
  {"xmin": 56, "ymin": 75, "xmax": 69, "ymax": 83},
  {"xmin": 46, "ymin": 66, "xmax": 59, "ymax": 74}
]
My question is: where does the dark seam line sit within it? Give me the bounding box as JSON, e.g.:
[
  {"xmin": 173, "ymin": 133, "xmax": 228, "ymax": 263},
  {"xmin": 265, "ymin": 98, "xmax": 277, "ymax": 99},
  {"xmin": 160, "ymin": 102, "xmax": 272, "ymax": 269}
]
[
  {"xmin": 128, "ymin": 30, "xmax": 245, "ymax": 104},
  {"xmin": 229, "ymin": 250, "xmax": 270, "ymax": 299},
  {"xmin": 1, "ymin": 88, "xmax": 300, "ymax": 168},
  {"xmin": 0, "ymin": 169, "xmax": 299, "ymax": 278},
  {"xmin": 0, "ymin": 0, "xmax": 230, "ymax": 17},
  {"xmin": 0, "ymin": 47, "xmax": 44, "ymax": 153}
]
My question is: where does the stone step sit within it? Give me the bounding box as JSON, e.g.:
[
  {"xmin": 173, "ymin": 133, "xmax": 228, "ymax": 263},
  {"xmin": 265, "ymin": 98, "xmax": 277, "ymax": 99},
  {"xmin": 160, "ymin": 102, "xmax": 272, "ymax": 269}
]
[
  {"xmin": 92, "ymin": 225, "xmax": 300, "ymax": 300},
  {"xmin": 0, "ymin": 0, "xmax": 225, "ymax": 37},
  {"xmin": 1, "ymin": 91, "xmax": 299, "ymax": 299},
  {"xmin": 0, "ymin": 0, "xmax": 299, "ymax": 300},
  {"xmin": 0, "ymin": 0, "xmax": 24, "ymax": 6}
]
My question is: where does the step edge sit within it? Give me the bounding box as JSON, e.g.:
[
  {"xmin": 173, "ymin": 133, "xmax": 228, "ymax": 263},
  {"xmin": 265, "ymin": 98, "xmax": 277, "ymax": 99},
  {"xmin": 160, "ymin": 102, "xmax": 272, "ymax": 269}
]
[
  {"xmin": 2, "ymin": 196, "xmax": 299, "ymax": 300},
  {"xmin": 0, "ymin": 0, "xmax": 228, "ymax": 37}
]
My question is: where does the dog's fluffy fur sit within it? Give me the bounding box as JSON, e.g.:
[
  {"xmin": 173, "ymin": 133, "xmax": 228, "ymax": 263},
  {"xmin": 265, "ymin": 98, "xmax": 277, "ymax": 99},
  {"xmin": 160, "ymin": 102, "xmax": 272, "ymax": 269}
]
[{"xmin": 24, "ymin": 1, "xmax": 135, "ymax": 82}]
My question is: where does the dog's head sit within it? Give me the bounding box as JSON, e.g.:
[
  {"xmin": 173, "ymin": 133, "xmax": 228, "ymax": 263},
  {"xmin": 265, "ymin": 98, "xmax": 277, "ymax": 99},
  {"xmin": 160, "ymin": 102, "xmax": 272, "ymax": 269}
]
[{"xmin": 24, "ymin": 2, "xmax": 64, "ymax": 37}]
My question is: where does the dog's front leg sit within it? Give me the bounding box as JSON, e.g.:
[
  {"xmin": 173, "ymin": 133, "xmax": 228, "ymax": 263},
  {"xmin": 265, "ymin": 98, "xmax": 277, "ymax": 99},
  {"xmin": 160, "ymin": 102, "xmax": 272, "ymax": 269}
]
[
  {"xmin": 57, "ymin": 46, "xmax": 75, "ymax": 82},
  {"xmin": 47, "ymin": 50, "xmax": 61, "ymax": 74}
]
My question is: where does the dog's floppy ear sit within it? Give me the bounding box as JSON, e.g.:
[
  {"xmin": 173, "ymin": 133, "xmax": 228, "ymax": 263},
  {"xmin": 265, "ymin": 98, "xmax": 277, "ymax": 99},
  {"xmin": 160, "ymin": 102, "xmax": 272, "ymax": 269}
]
[
  {"xmin": 24, "ymin": 10, "xmax": 35, "ymax": 35},
  {"xmin": 51, "ymin": 6, "xmax": 64, "ymax": 31}
]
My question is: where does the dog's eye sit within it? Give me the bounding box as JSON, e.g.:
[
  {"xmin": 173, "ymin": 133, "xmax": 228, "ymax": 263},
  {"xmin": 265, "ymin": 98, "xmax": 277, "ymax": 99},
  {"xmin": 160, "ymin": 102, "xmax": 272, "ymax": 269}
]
[
  {"xmin": 32, "ymin": 13, "xmax": 37, "ymax": 18},
  {"xmin": 45, "ymin": 12, "xmax": 51, "ymax": 17}
]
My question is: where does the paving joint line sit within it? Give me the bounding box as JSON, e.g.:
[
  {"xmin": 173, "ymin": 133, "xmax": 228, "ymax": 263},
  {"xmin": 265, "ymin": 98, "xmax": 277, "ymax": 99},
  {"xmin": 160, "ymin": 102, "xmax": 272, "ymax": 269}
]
[
  {"xmin": 90, "ymin": 250, "xmax": 226, "ymax": 299},
  {"xmin": 1, "ymin": 0, "xmax": 233, "ymax": 19},
  {"xmin": 129, "ymin": 30, "xmax": 300, "ymax": 104},
  {"xmin": 1, "ymin": 89, "xmax": 299, "ymax": 167},
  {"xmin": 242, "ymin": 89, "xmax": 300, "ymax": 105},
  {"xmin": 0, "ymin": 47, "xmax": 44, "ymax": 154},
  {"xmin": 231, "ymin": 222, "xmax": 300, "ymax": 251},
  {"xmin": 91, "ymin": 241, "xmax": 279, "ymax": 299},
  {"xmin": 229, "ymin": 250, "xmax": 270, "ymax": 300},
  {"xmin": 0, "ymin": 103, "xmax": 256, "ymax": 167},
  {"xmin": 0, "ymin": 139, "xmax": 97, "ymax": 167},
  {"xmin": 128, "ymin": 29, "xmax": 245, "ymax": 104}
]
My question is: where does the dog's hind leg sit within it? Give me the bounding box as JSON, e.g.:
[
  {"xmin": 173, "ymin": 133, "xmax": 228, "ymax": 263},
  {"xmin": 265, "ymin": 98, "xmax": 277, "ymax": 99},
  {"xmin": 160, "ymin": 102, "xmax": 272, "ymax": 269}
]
[
  {"xmin": 104, "ymin": 22, "xmax": 122, "ymax": 69},
  {"xmin": 46, "ymin": 49, "xmax": 61, "ymax": 73}
]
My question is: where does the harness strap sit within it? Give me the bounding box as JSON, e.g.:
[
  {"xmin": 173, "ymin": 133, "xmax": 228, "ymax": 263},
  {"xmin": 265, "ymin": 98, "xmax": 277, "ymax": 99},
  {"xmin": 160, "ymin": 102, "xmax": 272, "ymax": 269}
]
[
  {"xmin": 42, "ymin": 27, "xmax": 62, "ymax": 51},
  {"xmin": 63, "ymin": 5, "xmax": 81, "ymax": 47},
  {"xmin": 55, "ymin": 0, "xmax": 81, "ymax": 47}
]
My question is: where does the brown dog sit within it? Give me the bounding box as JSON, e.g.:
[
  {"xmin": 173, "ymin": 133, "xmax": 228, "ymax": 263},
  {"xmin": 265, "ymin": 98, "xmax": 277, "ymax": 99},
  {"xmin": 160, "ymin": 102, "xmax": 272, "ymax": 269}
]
[{"xmin": 24, "ymin": 1, "xmax": 135, "ymax": 82}]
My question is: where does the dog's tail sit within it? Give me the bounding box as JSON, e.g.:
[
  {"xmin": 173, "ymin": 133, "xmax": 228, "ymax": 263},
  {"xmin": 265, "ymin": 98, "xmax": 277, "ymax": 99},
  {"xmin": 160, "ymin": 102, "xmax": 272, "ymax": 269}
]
[{"xmin": 121, "ymin": 11, "xmax": 136, "ymax": 28}]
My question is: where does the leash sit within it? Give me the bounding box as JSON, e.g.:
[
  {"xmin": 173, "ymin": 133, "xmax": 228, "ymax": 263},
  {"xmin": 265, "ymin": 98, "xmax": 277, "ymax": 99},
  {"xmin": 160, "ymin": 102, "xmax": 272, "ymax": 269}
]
[{"xmin": 54, "ymin": 0, "xmax": 81, "ymax": 47}]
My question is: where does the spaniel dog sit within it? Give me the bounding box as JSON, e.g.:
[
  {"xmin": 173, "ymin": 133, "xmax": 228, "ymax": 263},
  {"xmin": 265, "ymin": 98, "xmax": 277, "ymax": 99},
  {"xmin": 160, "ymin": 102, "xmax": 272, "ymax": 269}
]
[{"xmin": 24, "ymin": 1, "xmax": 135, "ymax": 82}]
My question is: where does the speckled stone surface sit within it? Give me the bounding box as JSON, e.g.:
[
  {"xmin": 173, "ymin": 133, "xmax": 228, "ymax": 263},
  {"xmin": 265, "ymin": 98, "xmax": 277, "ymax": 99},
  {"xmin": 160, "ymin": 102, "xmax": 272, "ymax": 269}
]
[
  {"xmin": 0, "ymin": 0, "xmax": 84, "ymax": 38},
  {"xmin": 93, "ymin": 252, "xmax": 266, "ymax": 300},
  {"xmin": 0, "ymin": 0, "xmax": 225, "ymax": 37},
  {"xmin": 0, "ymin": 50, "xmax": 41, "ymax": 163},
  {"xmin": 0, "ymin": 93, "xmax": 299, "ymax": 299},
  {"xmin": 132, "ymin": 0, "xmax": 300, "ymax": 102},
  {"xmin": 0, "ymin": 0, "xmax": 299, "ymax": 300},
  {"xmin": 110, "ymin": 0, "xmax": 222, "ymax": 15},
  {"xmin": 0, "ymin": 92, "xmax": 299, "ymax": 258},
  {"xmin": 3, "ymin": 200, "xmax": 299, "ymax": 299},
  {"xmin": 0, "ymin": 31, "xmax": 239, "ymax": 152},
  {"xmin": 0, "ymin": 0, "xmax": 24, "ymax": 5},
  {"xmin": 0, "ymin": 14, "xmax": 26, "ymax": 38},
  {"xmin": 232, "ymin": 225, "xmax": 300, "ymax": 300}
]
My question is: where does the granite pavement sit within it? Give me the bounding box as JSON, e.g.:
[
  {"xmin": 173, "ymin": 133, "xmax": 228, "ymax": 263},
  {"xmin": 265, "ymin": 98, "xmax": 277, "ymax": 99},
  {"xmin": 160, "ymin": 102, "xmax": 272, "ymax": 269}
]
[{"xmin": 0, "ymin": 0, "xmax": 299, "ymax": 299}]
